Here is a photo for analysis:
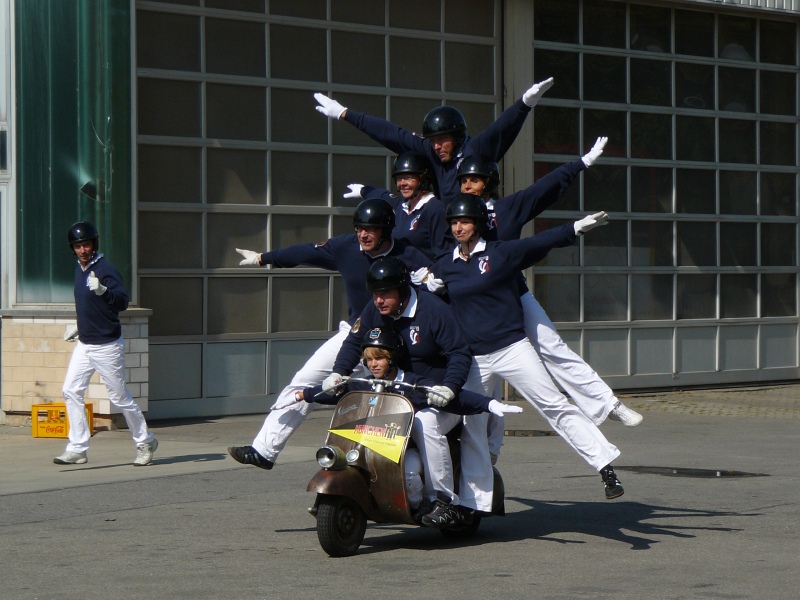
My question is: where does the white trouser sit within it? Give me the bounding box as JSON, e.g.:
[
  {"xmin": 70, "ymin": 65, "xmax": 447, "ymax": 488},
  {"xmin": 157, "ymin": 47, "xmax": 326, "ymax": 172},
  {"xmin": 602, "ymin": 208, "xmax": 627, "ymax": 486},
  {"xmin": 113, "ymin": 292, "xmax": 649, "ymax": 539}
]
[
  {"xmin": 252, "ymin": 322, "xmax": 366, "ymax": 461},
  {"xmin": 410, "ymin": 407, "xmax": 462, "ymax": 505},
  {"xmin": 457, "ymin": 411, "xmax": 493, "ymax": 512},
  {"xmin": 405, "ymin": 448, "xmax": 424, "ymax": 508},
  {"xmin": 486, "ymin": 380, "xmax": 505, "ymax": 457},
  {"xmin": 469, "ymin": 339, "xmax": 620, "ymax": 472},
  {"xmin": 62, "ymin": 338, "xmax": 152, "ymax": 453}
]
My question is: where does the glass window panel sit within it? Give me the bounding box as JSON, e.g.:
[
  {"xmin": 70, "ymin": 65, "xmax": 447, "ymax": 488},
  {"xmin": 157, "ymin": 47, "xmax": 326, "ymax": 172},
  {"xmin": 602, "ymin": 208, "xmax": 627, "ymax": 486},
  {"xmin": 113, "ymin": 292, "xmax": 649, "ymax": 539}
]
[
  {"xmin": 676, "ymin": 169, "xmax": 715, "ymax": 214},
  {"xmin": 631, "ymin": 113, "xmax": 671, "ymax": 160},
  {"xmin": 271, "ymin": 277, "xmax": 329, "ymax": 332},
  {"xmin": 719, "ymin": 119, "xmax": 756, "ymax": 164},
  {"xmin": 718, "ymin": 15, "xmax": 756, "ymax": 63},
  {"xmin": 534, "ymin": 50, "xmax": 579, "ymax": 101},
  {"xmin": 760, "ymin": 20, "xmax": 797, "ymax": 66},
  {"xmin": 270, "ymin": 25, "xmax": 326, "ymax": 82},
  {"xmin": 150, "ymin": 344, "xmax": 202, "ymax": 401},
  {"xmin": 534, "ymin": 162, "xmax": 580, "ymax": 211},
  {"xmin": 584, "ymin": 165, "xmax": 627, "ymax": 212},
  {"xmin": 332, "ymin": 215, "xmax": 354, "ymax": 238},
  {"xmin": 390, "ymin": 0, "xmax": 440, "ymax": 31},
  {"xmin": 208, "ymin": 278, "xmax": 268, "ymax": 334},
  {"xmin": 533, "ymin": 274, "xmax": 580, "ymax": 322},
  {"xmin": 445, "ymin": 42, "xmax": 494, "ymax": 95},
  {"xmin": 206, "ymin": 18, "xmax": 265, "ymax": 77},
  {"xmin": 762, "ymin": 273, "xmax": 796, "ymax": 317},
  {"xmin": 141, "ymin": 277, "xmax": 204, "ymax": 336},
  {"xmin": 271, "ymin": 152, "xmax": 327, "ymax": 206},
  {"xmin": 761, "ymin": 223, "xmax": 796, "ymax": 266},
  {"xmin": 138, "ymin": 212, "xmax": 202, "ymax": 268},
  {"xmin": 760, "ymin": 71, "xmax": 796, "ymax": 116},
  {"xmin": 270, "ymin": 0, "xmax": 324, "ymax": 19},
  {"xmin": 390, "ymin": 96, "xmax": 439, "ymax": 136},
  {"xmin": 760, "ymin": 172, "xmax": 796, "ymax": 216},
  {"xmin": 207, "ymin": 148, "xmax": 267, "ymax": 205},
  {"xmin": 207, "ymin": 0, "xmax": 264, "ymax": 12},
  {"xmin": 335, "ymin": 93, "xmax": 387, "ymax": 147},
  {"xmin": 454, "ymin": 102, "xmax": 496, "ymax": 137},
  {"xmin": 207, "ymin": 83, "xmax": 265, "ymax": 141},
  {"xmin": 760, "ymin": 122, "xmax": 796, "ymax": 166},
  {"xmin": 583, "ymin": 0, "xmax": 625, "ymax": 49},
  {"xmin": 271, "ymin": 88, "xmax": 326, "ymax": 144},
  {"xmin": 631, "ymin": 221, "xmax": 673, "ymax": 266},
  {"xmin": 205, "ymin": 342, "xmax": 267, "ymax": 398},
  {"xmin": 629, "ymin": 4, "xmax": 670, "ymax": 53},
  {"xmin": 719, "ymin": 67, "xmax": 755, "ymax": 112},
  {"xmin": 136, "ymin": 11, "xmax": 200, "ymax": 72},
  {"xmin": 332, "ymin": 0, "xmax": 384, "ymax": 26},
  {"xmin": 677, "ymin": 221, "xmax": 716, "ymax": 266},
  {"xmin": 272, "ymin": 214, "xmax": 329, "ymax": 249},
  {"xmin": 331, "ymin": 276, "xmax": 350, "ymax": 324},
  {"xmin": 207, "ymin": 213, "xmax": 268, "ymax": 269},
  {"xmin": 137, "ymin": 79, "xmax": 201, "ymax": 137},
  {"xmin": 390, "ymin": 37, "xmax": 440, "ymax": 91},
  {"xmin": 631, "ymin": 167, "xmax": 672, "ymax": 213},
  {"xmin": 677, "ymin": 274, "xmax": 716, "ymax": 319},
  {"xmin": 584, "ymin": 110, "xmax": 626, "ymax": 158},
  {"xmin": 534, "ymin": 218, "xmax": 578, "ymax": 266},
  {"xmin": 445, "ymin": 0, "xmax": 493, "ymax": 37},
  {"xmin": 584, "ymin": 274, "xmax": 627, "ymax": 321},
  {"xmin": 631, "ymin": 274, "xmax": 673, "ymax": 320},
  {"xmin": 675, "ymin": 116, "xmax": 714, "ymax": 162},
  {"xmin": 534, "ymin": 107, "xmax": 579, "ymax": 155},
  {"xmin": 720, "ymin": 274, "xmax": 757, "ymax": 318},
  {"xmin": 332, "ymin": 155, "xmax": 388, "ymax": 208},
  {"xmin": 583, "ymin": 54, "xmax": 626, "ymax": 103},
  {"xmin": 720, "ymin": 222, "xmax": 756, "ymax": 266},
  {"xmin": 675, "ymin": 63, "xmax": 714, "ymax": 110},
  {"xmin": 675, "ymin": 9, "xmax": 714, "ymax": 57},
  {"xmin": 533, "ymin": 0, "xmax": 578, "ymax": 44},
  {"xmin": 333, "ymin": 31, "xmax": 385, "ymax": 86},
  {"xmin": 630, "ymin": 59, "xmax": 671, "ymax": 107},
  {"xmin": 719, "ymin": 170, "xmax": 756, "ymax": 215},
  {"xmin": 583, "ymin": 221, "xmax": 627, "ymax": 267},
  {"xmin": 138, "ymin": 146, "xmax": 201, "ymax": 204}
]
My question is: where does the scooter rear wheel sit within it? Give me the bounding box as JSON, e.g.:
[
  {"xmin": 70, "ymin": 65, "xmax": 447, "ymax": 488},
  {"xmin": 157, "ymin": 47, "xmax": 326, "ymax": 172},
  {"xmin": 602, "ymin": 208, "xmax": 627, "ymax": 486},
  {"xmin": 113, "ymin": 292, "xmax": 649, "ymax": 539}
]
[{"xmin": 316, "ymin": 494, "xmax": 367, "ymax": 557}]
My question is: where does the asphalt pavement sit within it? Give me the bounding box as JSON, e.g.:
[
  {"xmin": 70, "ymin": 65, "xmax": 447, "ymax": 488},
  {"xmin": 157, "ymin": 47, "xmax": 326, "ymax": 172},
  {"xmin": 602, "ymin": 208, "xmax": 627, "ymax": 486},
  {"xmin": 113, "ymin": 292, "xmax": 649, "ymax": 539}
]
[{"xmin": 2, "ymin": 383, "xmax": 799, "ymax": 599}]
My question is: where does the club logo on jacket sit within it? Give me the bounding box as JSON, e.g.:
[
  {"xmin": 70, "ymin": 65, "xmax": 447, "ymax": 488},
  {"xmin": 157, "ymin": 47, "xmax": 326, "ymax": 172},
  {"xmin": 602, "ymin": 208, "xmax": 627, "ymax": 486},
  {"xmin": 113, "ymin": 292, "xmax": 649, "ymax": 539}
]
[
  {"xmin": 351, "ymin": 318, "xmax": 361, "ymax": 333},
  {"xmin": 409, "ymin": 215, "xmax": 420, "ymax": 231},
  {"xmin": 478, "ymin": 256, "xmax": 490, "ymax": 274},
  {"xmin": 409, "ymin": 326, "xmax": 420, "ymax": 345}
]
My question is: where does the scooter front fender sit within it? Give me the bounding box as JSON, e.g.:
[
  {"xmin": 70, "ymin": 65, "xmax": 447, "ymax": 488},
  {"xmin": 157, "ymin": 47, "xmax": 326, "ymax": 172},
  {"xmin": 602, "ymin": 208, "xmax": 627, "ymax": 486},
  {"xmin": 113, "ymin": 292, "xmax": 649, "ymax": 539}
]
[{"xmin": 307, "ymin": 467, "xmax": 371, "ymax": 515}]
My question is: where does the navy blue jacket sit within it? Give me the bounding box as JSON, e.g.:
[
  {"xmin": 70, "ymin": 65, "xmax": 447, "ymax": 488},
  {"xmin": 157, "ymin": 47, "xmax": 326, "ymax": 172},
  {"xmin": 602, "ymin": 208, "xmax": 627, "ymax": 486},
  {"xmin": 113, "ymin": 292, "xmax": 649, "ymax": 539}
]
[
  {"xmin": 74, "ymin": 254, "xmax": 129, "ymax": 344},
  {"xmin": 259, "ymin": 235, "xmax": 430, "ymax": 326},
  {"xmin": 343, "ymin": 99, "xmax": 532, "ymax": 203},
  {"xmin": 430, "ymin": 226, "xmax": 577, "ymax": 355},
  {"xmin": 332, "ymin": 289, "xmax": 472, "ymax": 392}
]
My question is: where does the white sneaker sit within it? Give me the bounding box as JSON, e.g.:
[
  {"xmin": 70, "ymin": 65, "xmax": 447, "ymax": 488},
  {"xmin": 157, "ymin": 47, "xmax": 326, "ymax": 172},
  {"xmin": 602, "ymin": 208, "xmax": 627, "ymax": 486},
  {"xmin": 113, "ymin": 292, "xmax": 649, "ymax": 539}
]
[
  {"xmin": 608, "ymin": 402, "xmax": 643, "ymax": 427},
  {"xmin": 54, "ymin": 451, "xmax": 87, "ymax": 465},
  {"xmin": 134, "ymin": 438, "xmax": 158, "ymax": 466}
]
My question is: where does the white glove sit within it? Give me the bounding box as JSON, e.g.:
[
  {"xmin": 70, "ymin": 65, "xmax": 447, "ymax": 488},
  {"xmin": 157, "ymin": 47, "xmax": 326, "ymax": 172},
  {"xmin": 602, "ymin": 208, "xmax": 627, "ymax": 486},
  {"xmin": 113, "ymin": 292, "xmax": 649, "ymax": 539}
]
[
  {"xmin": 87, "ymin": 271, "xmax": 107, "ymax": 296},
  {"xmin": 574, "ymin": 211, "xmax": 610, "ymax": 236},
  {"xmin": 522, "ymin": 77, "xmax": 554, "ymax": 107},
  {"xmin": 64, "ymin": 324, "xmax": 79, "ymax": 342},
  {"xmin": 488, "ymin": 399, "xmax": 524, "ymax": 416},
  {"xmin": 427, "ymin": 386, "xmax": 455, "ymax": 407},
  {"xmin": 581, "ymin": 136, "xmax": 608, "ymax": 167},
  {"xmin": 425, "ymin": 274, "xmax": 446, "ymax": 294},
  {"xmin": 236, "ymin": 248, "xmax": 262, "ymax": 266},
  {"xmin": 314, "ymin": 93, "xmax": 347, "ymax": 120},
  {"xmin": 343, "ymin": 184, "xmax": 365, "ymax": 199},
  {"xmin": 410, "ymin": 267, "xmax": 429, "ymax": 286},
  {"xmin": 322, "ymin": 373, "xmax": 345, "ymax": 393}
]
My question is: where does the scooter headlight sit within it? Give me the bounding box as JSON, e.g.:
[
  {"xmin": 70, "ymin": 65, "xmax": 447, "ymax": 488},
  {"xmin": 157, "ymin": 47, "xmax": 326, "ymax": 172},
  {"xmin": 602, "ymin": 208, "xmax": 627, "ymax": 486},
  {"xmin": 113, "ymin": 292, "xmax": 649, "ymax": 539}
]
[
  {"xmin": 316, "ymin": 445, "xmax": 347, "ymax": 470},
  {"xmin": 345, "ymin": 448, "xmax": 360, "ymax": 464}
]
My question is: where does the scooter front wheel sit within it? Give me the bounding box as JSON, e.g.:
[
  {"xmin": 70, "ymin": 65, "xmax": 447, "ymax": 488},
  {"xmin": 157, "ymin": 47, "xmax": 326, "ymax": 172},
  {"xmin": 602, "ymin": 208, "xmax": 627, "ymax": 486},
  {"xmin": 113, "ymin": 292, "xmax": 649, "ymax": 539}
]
[{"xmin": 316, "ymin": 494, "xmax": 368, "ymax": 557}]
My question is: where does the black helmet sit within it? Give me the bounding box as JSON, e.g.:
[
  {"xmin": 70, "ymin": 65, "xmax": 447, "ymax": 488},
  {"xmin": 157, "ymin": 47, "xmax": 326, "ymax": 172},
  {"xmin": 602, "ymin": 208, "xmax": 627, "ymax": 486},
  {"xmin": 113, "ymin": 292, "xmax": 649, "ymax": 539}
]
[
  {"xmin": 360, "ymin": 327, "xmax": 405, "ymax": 368},
  {"xmin": 392, "ymin": 151, "xmax": 433, "ymax": 192},
  {"xmin": 353, "ymin": 198, "xmax": 396, "ymax": 231},
  {"xmin": 422, "ymin": 106, "xmax": 467, "ymax": 145},
  {"xmin": 67, "ymin": 221, "xmax": 99, "ymax": 252},
  {"xmin": 456, "ymin": 156, "xmax": 500, "ymax": 196},
  {"xmin": 366, "ymin": 257, "xmax": 411, "ymax": 299},
  {"xmin": 446, "ymin": 193, "xmax": 489, "ymax": 231}
]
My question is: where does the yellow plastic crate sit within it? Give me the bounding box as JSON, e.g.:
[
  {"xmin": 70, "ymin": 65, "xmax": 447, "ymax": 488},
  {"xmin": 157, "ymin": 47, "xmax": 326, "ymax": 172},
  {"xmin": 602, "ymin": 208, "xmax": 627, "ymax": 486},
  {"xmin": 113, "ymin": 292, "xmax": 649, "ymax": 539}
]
[{"xmin": 31, "ymin": 403, "xmax": 93, "ymax": 438}]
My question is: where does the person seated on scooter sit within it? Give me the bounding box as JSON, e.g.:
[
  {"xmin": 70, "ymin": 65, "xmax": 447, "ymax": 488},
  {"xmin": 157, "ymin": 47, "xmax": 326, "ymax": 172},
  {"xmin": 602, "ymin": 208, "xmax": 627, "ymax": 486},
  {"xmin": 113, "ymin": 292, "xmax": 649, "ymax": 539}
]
[{"xmin": 293, "ymin": 327, "xmax": 522, "ymax": 529}]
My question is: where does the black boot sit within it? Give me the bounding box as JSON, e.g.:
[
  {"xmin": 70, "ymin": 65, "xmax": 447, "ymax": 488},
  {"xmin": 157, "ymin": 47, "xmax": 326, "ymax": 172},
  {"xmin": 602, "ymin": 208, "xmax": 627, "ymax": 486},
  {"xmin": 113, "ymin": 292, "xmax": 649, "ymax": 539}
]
[
  {"xmin": 600, "ymin": 465, "xmax": 624, "ymax": 499},
  {"xmin": 228, "ymin": 446, "xmax": 274, "ymax": 470}
]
